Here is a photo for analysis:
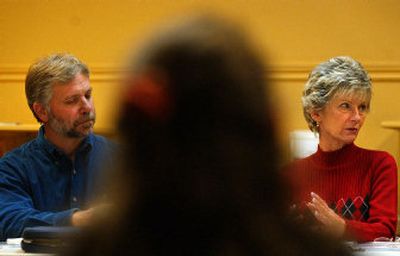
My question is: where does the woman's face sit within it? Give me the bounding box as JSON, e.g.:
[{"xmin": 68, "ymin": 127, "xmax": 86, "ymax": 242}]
[{"xmin": 311, "ymin": 92, "xmax": 369, "ymax": 151}]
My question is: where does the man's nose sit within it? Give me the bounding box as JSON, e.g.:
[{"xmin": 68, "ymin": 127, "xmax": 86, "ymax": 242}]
[{"xmin": 80, "ymin": 98, "xmax": 93, "ymax": 114}]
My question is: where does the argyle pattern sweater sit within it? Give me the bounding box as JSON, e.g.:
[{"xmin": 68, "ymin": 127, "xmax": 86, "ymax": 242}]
[{"xmin": 286, "ymin": 143, "xmax": 397, "ymax": 242}]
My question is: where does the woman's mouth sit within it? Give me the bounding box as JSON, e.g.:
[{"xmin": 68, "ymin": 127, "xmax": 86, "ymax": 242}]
[{"xmin": 345, "ymin": 127, "xmax": 358, "ymax": 133}]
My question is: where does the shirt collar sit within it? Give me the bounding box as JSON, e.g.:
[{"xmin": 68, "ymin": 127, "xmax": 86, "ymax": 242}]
[{"xmin": 37, "ymin": 125, "xmax": 94, "ymax": 158}]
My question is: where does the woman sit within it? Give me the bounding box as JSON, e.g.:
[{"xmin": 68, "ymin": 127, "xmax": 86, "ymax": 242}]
[
  {"xmin": 286, "ymin": 56, "xmax": 397, "ymax": 242},
  {"xmin": 70, "ymin": 17, "xmax": 350, "ymax": 256}
]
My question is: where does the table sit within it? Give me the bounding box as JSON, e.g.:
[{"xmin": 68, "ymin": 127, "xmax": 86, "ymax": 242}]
[
  {"xmin": 3, "ymin": 239, "xmax": 400, "ymax": 255},
  {"xmin": 349, "ymin": 241, "xmax": 400, "ymax": 256},
  {"xmin": 0, "ymin": 239, "xmax": 52, "ymax": 256}
]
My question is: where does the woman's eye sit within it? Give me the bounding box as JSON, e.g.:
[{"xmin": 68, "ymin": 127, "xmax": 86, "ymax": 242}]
[
  {"xmin": 359, "ymin": 104, "xmax": 368, "ymax": 112},
  {"xmin": 339, "ymin": 103, "xmax": 350, "ymax": 109}
]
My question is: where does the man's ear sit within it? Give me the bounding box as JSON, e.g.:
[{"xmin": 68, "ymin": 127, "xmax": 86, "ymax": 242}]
[{"xmin": 32, "ymin": 102, "xmax": 49, "ymax": 123}]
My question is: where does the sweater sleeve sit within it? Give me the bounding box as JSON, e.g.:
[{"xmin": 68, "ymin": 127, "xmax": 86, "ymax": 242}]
[
  {"xmin": 345, "ymin": 153, "xmax": 398, "ymax": 242},
  {"xmin": 0, "ymin": 163, "xmax": 78, "ymax": 240}
]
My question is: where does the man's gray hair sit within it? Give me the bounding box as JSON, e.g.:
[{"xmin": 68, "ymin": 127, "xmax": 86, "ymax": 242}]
[
  {"xmin": 302, "ymin": 56, "xmax": 371, "ymax": 133},
  {"xmin": 25, "ymin": 53, "xmax": 90, "ymax": 122}
]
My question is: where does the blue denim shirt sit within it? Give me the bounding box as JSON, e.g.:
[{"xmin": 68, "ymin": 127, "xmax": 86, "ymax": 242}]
[{"xmin": 0, "ymin": 126, "xmax": 115, "ymax": 240}]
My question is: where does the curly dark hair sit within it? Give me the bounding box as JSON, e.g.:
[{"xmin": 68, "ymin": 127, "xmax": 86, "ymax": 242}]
[{"xmin": 71, "ymin": 15, "xmax": 351, "ymax": 256}]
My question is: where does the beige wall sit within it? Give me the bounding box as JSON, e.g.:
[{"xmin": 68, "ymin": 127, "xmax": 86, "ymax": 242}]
[{"xmin": 1, "ymin": 0, "xmax": 400, "ymax": 163}]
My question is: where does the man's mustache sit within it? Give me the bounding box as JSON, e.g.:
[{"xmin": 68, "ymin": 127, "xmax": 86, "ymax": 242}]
[{"xmin": 74, "ymin": 112, "xmax": 96, "ymax": 126}]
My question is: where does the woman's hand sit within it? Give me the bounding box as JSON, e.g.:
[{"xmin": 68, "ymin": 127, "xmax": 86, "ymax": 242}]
[{"xmin": 307, "ymin": 192, "xmax": 346, "ymax": 238}]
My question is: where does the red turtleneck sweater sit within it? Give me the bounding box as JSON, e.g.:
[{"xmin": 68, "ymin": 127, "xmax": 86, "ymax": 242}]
[{"xmin": 286, "ymin": 143, "xmax": 397, "ymax": 242}]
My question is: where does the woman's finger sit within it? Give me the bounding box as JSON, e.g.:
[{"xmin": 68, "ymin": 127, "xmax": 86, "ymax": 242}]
[{"xmin": 311, "ymin": 192, "xmax": 331, "ymax": 211}]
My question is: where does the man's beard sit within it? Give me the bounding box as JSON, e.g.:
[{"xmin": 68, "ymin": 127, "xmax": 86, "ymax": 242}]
[{"xmin": 48, "ymin": 111, "xmax": 96, "ymax": 138}]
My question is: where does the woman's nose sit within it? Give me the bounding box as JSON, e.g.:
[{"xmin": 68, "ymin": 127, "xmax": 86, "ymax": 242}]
[{"xmin": 351, "ymin": 108, "xmax": 362, "ymax": 121}]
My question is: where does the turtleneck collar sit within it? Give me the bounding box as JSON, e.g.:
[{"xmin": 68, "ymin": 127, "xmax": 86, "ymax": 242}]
[{"xmin": 311, "ymin": 142, "xmax": 360, "ymax": 167}]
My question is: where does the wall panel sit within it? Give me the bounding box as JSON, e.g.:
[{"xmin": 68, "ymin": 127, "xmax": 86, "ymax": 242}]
[{"xmin": 1, "ymin": 0, "xmax": 400, "ymax": 161}]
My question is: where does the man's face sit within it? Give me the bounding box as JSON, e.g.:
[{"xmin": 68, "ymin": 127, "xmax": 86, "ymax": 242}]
[{"xmin": 47, "ymin": 73, "xmax": 96, "ymax": 138}]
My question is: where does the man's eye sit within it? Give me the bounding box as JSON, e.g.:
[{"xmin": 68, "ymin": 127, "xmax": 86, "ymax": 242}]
[
  {"xmin": 65, "ymin": 98, "xmax": 78, "ymax": 104},
  {"xmin": 339, "ymin": 103, "xmax": 350, "ymax": 109}
]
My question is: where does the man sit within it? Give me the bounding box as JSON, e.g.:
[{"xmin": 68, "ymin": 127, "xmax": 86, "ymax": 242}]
[{"xmin": 0, "ymin": 53, "xmax": 115, "ymax": 240}]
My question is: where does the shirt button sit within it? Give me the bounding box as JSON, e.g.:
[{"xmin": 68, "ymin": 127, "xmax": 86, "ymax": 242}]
[{"xmin": 72, "ymin": 197, "xmax": 77, "ymax": 202}]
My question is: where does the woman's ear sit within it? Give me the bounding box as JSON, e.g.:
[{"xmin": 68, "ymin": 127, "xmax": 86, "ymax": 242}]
[
  {"xmin": 310, "ymin": 110, "xmax": 322, "ymax": 124},
  {"xmin": 32, "ymin": 102, "xmax": 49, "ymax": 123}
]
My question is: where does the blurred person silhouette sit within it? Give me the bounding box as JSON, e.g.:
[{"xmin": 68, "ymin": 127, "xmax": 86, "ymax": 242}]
[
  {"xmin": 285, "ymin": 56, "xmax": 397, "ymax": 242},
  {"xmin": 71, "ymin": 16, "xmax": 351, "ymax": 256}
]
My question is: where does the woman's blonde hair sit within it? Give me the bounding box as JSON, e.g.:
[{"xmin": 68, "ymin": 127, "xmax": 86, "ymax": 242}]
[{"xmin": 302, "ymin": 56, "xmax": 371, "ymax": 133}]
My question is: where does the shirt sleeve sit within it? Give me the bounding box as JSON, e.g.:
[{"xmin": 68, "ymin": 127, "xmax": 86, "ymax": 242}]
[
  {"xmin": 345, "ymin": 153, "xmax": 398, "ymax": 242},
  {"xmin": 0, "ymin": 162, "xmax": 78, "ymax": 240}
]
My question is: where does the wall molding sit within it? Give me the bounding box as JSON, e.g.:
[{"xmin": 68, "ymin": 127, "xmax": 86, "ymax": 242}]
[
  {"xmin": 0, "ymin": 65, "xmax": 122, "ymax": 83},
  {"xmin": 268, "ymin": 64, "xmax": 400, "ymax": 82},
  {"xmin": 2, "ymin": 64, "xmax": 400, "ymax": 83}
]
